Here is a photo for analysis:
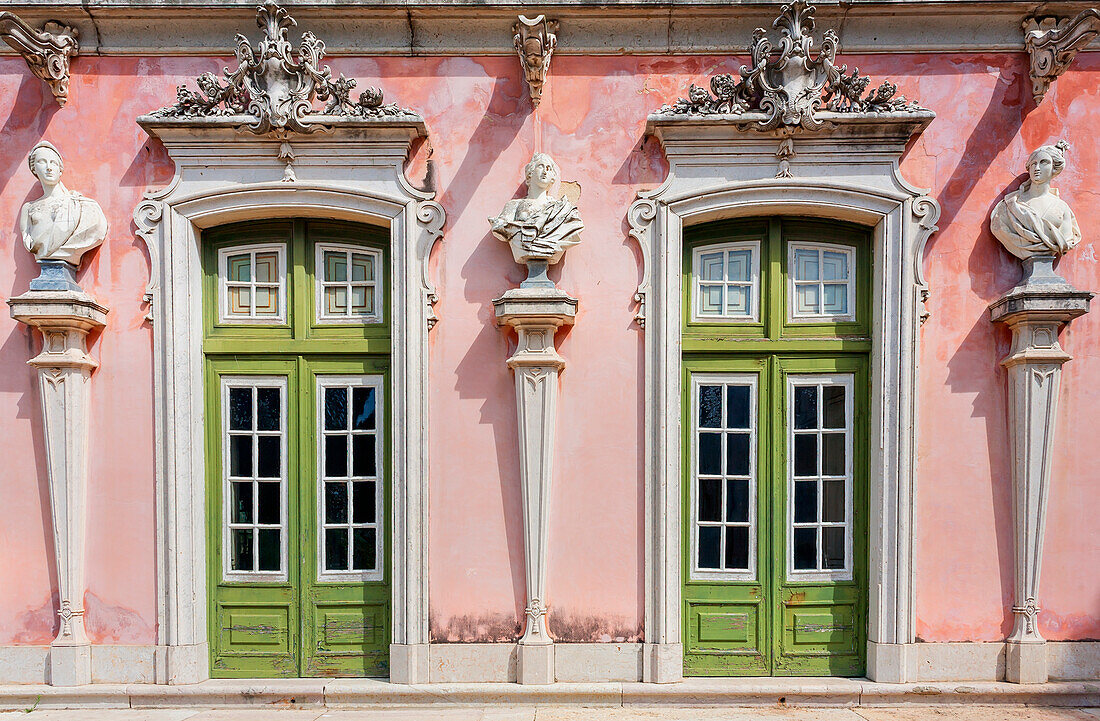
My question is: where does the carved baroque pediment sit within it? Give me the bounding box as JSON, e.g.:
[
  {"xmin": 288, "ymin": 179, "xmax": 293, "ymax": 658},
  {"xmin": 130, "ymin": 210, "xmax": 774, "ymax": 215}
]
[{"xmin": 654, "ymin": 0, "xmax": 925, "ymax": 131}]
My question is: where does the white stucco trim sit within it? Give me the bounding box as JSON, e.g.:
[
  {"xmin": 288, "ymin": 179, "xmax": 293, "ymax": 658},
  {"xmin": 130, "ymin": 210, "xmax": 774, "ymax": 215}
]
[
  {"xmin": 628, "ymin": 118, "xmax": 940, "ymax": 683},
  {"xmin": 132, "ymin": 121, "xmax": 444, "ymax": 684}
]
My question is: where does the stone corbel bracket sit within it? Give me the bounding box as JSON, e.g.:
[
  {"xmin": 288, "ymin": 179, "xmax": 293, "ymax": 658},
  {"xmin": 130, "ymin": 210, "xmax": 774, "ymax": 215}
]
[
  {"xmin": 513, "ymin": 14, "xmax": 559, "ymax": 108},
  {"xmin": 1024, "ymin": 9, "xmax": 1100, "ymax": 104},
  {"xmin": 0, "ymin": 12, "xmax": 79, "ymax": 107}
]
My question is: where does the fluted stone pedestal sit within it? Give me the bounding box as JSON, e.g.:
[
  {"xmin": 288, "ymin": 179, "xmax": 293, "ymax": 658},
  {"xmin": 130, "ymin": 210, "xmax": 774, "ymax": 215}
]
[
  {"xmin": 990, "ymin": 257, "xmax": 1091, "ymax": 685},
  {"xmin": 494, "ymin": 287, "xmax": 577, "ymax": 685},
  {"xmin": 8, "ymin": 290, "xmax": 108, "ymax": 687}
]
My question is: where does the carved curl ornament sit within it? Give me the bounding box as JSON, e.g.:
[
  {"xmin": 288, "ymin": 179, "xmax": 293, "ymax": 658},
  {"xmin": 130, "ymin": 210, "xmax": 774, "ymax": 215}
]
[
  {"xmin": 513, "ymin": 15, "xmax": 559, "ymax": 109},
  {"xmin": 151, "ymin": 0, "xmax": 415, "ymax": 133},
  {"xmin": 1023, "ymin": 10, "xmax": 1100, "ymax": 105},
  {"xmin": 657, "ymin": 0, "xmax": 923, "ymax": 130},
  {"xmin": 0, "ymin": 13, "xmax": 79, "ymax": 107}
]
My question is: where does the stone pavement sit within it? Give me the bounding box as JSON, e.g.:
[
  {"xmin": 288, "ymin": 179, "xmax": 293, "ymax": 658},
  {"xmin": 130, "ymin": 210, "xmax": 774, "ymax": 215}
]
[{"xmin": 0, "ymin": 708, "xmax": 1099, "ymax": 720}]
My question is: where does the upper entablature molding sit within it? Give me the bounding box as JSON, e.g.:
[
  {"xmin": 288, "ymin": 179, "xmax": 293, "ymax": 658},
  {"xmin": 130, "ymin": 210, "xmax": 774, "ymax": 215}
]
[{"xmin": 3, "ymin": 2, "xmax": 1100, "ymax": 56}]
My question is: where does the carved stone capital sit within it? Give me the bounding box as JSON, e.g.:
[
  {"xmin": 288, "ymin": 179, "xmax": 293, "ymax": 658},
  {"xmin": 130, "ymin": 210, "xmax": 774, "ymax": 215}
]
[
  {"xmin": 1023, "ymin": 10, "xmax": 1100, "ymax": 104},
  {"xmin": 0, "ymin": 13, "xmax": 79, "ymax": 107},
  {"xmin": 513, "ymin": 15, "xmax": 558, "ymax": 108}
]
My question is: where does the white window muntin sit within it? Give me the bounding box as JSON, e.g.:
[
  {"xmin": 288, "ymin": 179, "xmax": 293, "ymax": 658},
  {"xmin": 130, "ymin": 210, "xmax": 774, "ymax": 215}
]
[
  {"xmin": 786, "ymin": 373, "xmax": 854, "ymax": 583},
  {"xmin": 221, "ymin": 375, "xmax": 288, "ymax": 583},
  {"xmin": 315, "ymin": 243, "xmax": 383, "ymax": 324},
  {"xmin": 690, "ymin": 373, "xmax": 758, "ymax": 582},
  {"xmin": 786, "ymin": 242, "xmax": 856, "ymax": 323},
  {"xmin": 691, "ymin": 241, "xmax": 760, "ymax": 323},
  {"xmin": 218, "ymin": 243, "xmax": 287, "ymax": 324},
  {"xmin": 316, "ymin": 374, "xmax": 385, "ymax": 583}
]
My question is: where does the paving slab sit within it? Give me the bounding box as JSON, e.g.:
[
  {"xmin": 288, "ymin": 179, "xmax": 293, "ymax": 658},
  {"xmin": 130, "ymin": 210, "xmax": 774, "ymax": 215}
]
[
  {"xmin": 534, "ymin": 708, "xmax": 867, "ymax": 720},
  {"xmin": 852, "ymin": 710, "xmax": 1100, "ymax": 721}
]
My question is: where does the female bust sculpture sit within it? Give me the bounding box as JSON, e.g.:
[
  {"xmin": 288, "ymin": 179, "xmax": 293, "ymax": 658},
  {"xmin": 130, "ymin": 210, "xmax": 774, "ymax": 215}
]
[
  {"xmin": 990, "ymin": 141, "xmax": 1080, "ymax": 260},
  {"xmin": 489, "ymin": 153, "xmax": 583, "ymax": 287},
  {"xmin": 19, "ymin": 141, "xmax": 108, "ymax": 271}
]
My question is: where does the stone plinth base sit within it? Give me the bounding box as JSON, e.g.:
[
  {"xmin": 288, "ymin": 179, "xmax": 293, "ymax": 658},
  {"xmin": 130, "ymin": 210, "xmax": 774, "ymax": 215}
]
[
  {"xmin": 48, "ymin": 645, "xmax": 90, "ymax": 688},
  {"xmin": 518, "ymin": 643, "xmax": 555, "ymax": 685},
  {"xmin": 1007, "ymin": 641, "xmax": 1048, "ymax": 685}
]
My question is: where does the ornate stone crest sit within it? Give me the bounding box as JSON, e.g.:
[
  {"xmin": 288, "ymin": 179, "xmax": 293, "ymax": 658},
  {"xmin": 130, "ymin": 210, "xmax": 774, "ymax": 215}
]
[
  {"xmin": 656, "ymin": 0, "xmax": 923, "ymax": 130},
  {"xmin": 0, "ymin": 12, "xmax": 79, "ymax": 107},
  {"xmin": 151, "ymin": 1, "xmax": 415, "ymax": 133}
]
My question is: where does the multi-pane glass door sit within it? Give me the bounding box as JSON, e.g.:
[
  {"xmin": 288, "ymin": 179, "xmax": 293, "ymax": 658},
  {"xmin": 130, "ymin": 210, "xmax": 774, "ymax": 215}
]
[{"xmin": 682, "ymin": 218, "xmax": 869, "ymax": 676}]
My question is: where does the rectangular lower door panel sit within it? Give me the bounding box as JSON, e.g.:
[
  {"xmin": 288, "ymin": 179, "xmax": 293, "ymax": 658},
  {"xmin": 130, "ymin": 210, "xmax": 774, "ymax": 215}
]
[
  {"xmin": 303, "ymin": 601, "xmax": 390, "ymax": 676},
  {"xmin": 684, "ymin": 599, "xmax": 769, "ymax": 675},
  {"xmin": 213, "ymin": 598, "xmax": 297, "ymax": 677}
]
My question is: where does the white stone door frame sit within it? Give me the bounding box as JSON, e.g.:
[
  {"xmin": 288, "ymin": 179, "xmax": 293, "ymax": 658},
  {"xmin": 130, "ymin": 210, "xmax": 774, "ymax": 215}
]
[
  {"xmin": 628, "ymin": 116, "xmax": 940, "ymax": 683},
  {"xmin": 133, "ymin": 121, "xmax": 444, "ymax": 684}
]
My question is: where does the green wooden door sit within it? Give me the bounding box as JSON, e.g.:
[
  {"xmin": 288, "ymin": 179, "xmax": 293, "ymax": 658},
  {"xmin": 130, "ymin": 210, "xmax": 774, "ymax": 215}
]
[
  {"xmin": 682, "ymin": 218, "xmax": 870, "ymax": 677},
  {"xmin": 203, "ymin": 220, "xmax": 391, "ymax": 677}
]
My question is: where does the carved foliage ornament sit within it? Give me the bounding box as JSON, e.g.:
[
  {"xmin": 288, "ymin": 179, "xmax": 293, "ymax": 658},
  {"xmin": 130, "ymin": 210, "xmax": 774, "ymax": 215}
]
[
  {"xmin": 513, "ymin": 15, "xmax": 559, "ymax": 108},
  {"xmin": 151, "ymin": 1, "xmax": 414, "ymax": 133},
  {"xmin": 0, "ymin": 13, "xmax": 79, "ymax": 107},
  {"xmin": 1023, "ymin": 10, "xmax": 1100, "ymax": 105},
  {"xmin": 657, "ymin": 0, "xmax": 923, "ymax": 130}
]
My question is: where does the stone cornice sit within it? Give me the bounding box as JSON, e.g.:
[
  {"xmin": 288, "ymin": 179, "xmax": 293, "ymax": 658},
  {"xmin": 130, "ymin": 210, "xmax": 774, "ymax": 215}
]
[{"xmin": 3, "ymin": 2, "xmax": 1100, "ymax": 56}]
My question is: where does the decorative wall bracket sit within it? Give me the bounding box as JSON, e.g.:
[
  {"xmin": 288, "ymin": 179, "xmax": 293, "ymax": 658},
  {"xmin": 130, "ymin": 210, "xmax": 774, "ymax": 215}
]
[
  {"xmin": 655, "ymin": 0, "xmax": 924, "ymax": 131},
  {"xmin": 0, "ymin": 13, "xmax": 79, "ymax": 107},
  {"xmin": 1023, "ymin": 9, "xmax": 1100, "ymax": 104},
  {"xmin": 513, "ymin": 15, "xmax": 558, "ymax": 108}
]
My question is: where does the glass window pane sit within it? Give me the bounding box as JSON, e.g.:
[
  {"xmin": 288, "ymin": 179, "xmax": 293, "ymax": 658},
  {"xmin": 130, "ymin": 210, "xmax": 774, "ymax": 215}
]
[
  {"xmin": 257, "ymin": 436, "xmax": 280, "ymax": 478},
  {"xmin": 257, "ymin": 528, "xmax": 280, "ymax": 571},
  {"xmin": 352, "ymin": 388, "xmax": 376, "ymax": 430},
  {"xmin": 822, "ymin": 433, "xmax": 845, "ymax": 476},
  {"xmin": 326, "ymin": 528, "xmax": 349, "ymax": 571},
  {"xmin": 698, "ymin": 478, "xmax": 721, "ymax": 522},
  {"xmin": 698, "ymin": 526, "xmax": 721, "ymax": 569},
  {"xmin": 353, "ymin": 527, "xmax": 377, "ymax": 571},
  {"xmin": 229, "ymin": 388, "xmax": 252, "ymax": 430},
  {"xmin": 794, "ymin": 248, "xmax": 819, "ymax": 281},
  {"xmin": 254, "ymin": 253, "xmax": 277, "ymax": 283},
  {"xmin": 698, "ymin": 433, "xmax": 721, "ymax": 475},
  {"xmin": 325, "ymin": 435, "xmax": 348, "ymax": 478},
  {"xmin": 823, "ymin": 284, "xmax": 848, "ymax": 315},
  {"xmin": 228, "ymin": 286, "xmax": 251, "ymax": 315},
  {"xmin": 230, "ymin": 436, "xmax": 253, "ymax": 478},
  {"xmin": 232, "ymin": 528, "xmax": 254, "ymax": 571},
  {"xmin": 725, "ymin": 286, "xmax": 749, "ymax": 316},
  {"xmin": 325, "ymin": 482, "xmax": 348, "ymax": 524},
  {"xmin": 795, "ymin": 283, "xmax": 819, "ymax": 314},
  {"xmin": 726, "ymin": 385, "xmax": 750, "ymax": 429},
  {"xmin": 822, "ymin": 386, "xmax": 845, "ymax": 429},
  {"xmin": 794, "ymin": 480, "xmax": 818, "ymax": 523},
  {"xmin": 325, "ymin": 387, "xmax": 348, "ymax": 431},
  {"xmin": 351, "ymin": 253, "xmax": 373, "ymax": 282},
  {"xmin": 793, "ymin": 434, "xmax": 818, "ymax": 477},
  {"xmin": 325, "ymin": 251, "xmax": 348, "ymax": 282},
  {"xmin": 698, "ymin": 386, "xmax": 722, "ymax": 429},
  {"xmin": 725, "ymin": 526, "xmax": 749, "ymax": 570},
  {"xmin": 726, "ymin": 479, "xmax": 749, "ymax": 523},
  {"xmin": 256, "ymin": 387, "xmax": 279, "ymax": 431},
  {"xmin": 727, "ymin": 249, "xmax": 752, "ymax": 282},
  {"xmin": 253, "ymin": 286, "xmax": 278, "ymax": 316},
  {"xmin": 822, "ymin": 480, "xmax": 845, "ymax": 523},
  {"xmin": 793, "ymin": 527, "xmax": 817, "ymax": 570},
  {"xmin": 822, "ymin": 527, "xmax": 846, "ymax": 569},
  {"xmin": 726, "ymin": 433, "xmax": 750, "ymax": 476},
  {"xmin": 699, "ymin": 252, "xmax": 724, "ymax": 281},
  {"xmin": 793, "ymin": 386, "xmax": 817, "ymax": 430},
  {"xmin": 326, "ymin": 286, "xmax": 348, "ymax": 315},
  {"xmin": 351, "ymin": 286, "xmax": 369, "ymax": 313},
  {"xmin": 228, "ymin": 254, "xmax": 251, "ymax": 282},
  {"xmin": 699, "ymin": 284, "xmax": 723, "ymax": 315},
  {"xmin": 352, "ymin": 481, "xmax": 376, "ymax": 524},
  {"xmin": 232, "ymin": 482, "xmax": 253, "ymax": 524},
  {"xmin": 257, "ymin": 481, "xmax": 279, "ymax": 525},
  {"xmin": 822, "ymin": 250, "xmax": 848, "ymax": 281},
  {"xmin": 352, "ymin": 434, "xmax": 376, "ymax": 477}
]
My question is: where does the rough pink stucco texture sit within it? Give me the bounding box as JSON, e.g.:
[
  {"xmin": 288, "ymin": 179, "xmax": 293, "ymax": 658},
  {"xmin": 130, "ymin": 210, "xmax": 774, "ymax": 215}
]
[{"xmin": 0, "ymin": 51, "xmax": 1095, "ymax": 647}]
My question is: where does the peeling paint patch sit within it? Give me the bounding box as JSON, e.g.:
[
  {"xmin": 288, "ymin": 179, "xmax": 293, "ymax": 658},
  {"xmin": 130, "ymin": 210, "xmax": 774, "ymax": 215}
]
[
  {"xmin": 548, "ymin": 609, "xmax": 643, "ymax": 643},
  {"xmin": 429, "ymin": 609, "xmax": 522, "ymax": 643},
  {"xmin": 85, "ymin": 592, "xmax": 154, "ymax": 644},
  {"xmin": 11, "ymin": 593, "xmax": 58, "ymax": 644}
]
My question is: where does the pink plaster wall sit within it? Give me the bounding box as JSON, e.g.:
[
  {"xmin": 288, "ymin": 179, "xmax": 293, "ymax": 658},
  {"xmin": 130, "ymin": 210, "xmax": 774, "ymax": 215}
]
[{"xmin": 0, "ymin": 49, "xmax": 1096, "ymax": 647}]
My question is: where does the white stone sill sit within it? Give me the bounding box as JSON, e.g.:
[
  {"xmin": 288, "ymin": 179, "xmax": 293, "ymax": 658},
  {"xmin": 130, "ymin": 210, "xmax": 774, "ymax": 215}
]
[{"xmin": 0, "ymin": 679, "xmax": 1096, "ymax": 711}]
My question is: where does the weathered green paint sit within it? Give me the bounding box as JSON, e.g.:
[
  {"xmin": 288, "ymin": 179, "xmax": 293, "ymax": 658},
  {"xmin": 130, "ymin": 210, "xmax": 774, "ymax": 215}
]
[
  {"xmin": 682, "ymin": 218, "xmax": 869, "ymax": 677},
  {"xmin": 204, "ymin": 220, "xmax": 391, "ymax": 678}
]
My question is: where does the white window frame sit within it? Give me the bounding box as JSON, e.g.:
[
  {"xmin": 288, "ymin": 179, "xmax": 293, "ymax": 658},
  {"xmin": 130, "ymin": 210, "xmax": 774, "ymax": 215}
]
[
  {"xmin": 316, "ymin": 374, "xmax": 385, "ymax": 583},
  {"xmin": 690, "ymin": 373, "xmax": 758, "ymax": 582},
  {"xmin": 315, "ymin": 242, "xmax": 383, "ymax": 324},
  {"xmin": 786, "ymin": 242, "xmax": 856, "ymax": 323},
  {"xmin": 217, "ymin": 242, "xmax": 288, "ymax": 324},
  {"xmin": 221, "ymin": 375, "xmax": 289, "ymax": 583},
  {"xmin": 691, "ymin": 240, "xmax": 760, "ymax": 323},
  {"xmin": 785, "ymin": 373, "xmax": 854, "ymax": 584}
]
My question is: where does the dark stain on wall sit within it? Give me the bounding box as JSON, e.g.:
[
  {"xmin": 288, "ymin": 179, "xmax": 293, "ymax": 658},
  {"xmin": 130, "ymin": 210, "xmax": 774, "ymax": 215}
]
[
  {"xmin": 429, "ymin": 608, "xmax": 522, "ymax": 643},
  {"xmin": 11, "ymin": 592, "xmax": 58, "ymax": 644},
  {"xmin": 84, "ymin": 592, "xmax": 154, "ymax": 644},
  {"xmin": 548, "ymin": 609, "xmax": 643, "ymax": 643}
]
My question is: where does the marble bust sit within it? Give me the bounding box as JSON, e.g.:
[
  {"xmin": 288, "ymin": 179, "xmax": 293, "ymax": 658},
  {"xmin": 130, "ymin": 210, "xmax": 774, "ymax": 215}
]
[
  {"xmin": 990, "ymin": 141, "xmax": 1081, "ymax": 260},
  {"xmin": 489, "ymin": 153, "xmax": 583, "ymax": 288},
  {"xmin": 20, "ymin": 142, "xmax": 108, "ymax": 290}
]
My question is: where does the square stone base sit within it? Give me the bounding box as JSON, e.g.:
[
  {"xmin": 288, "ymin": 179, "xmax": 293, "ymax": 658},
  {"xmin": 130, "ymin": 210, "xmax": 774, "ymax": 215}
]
[
  {"xmin": 49, "ymin": 644, "xmax": 91, "ymax": 687},
  {"xmin": 518, "ymin": 643, "xmax": 555, "ymax": 685},
  {"xmin": 1007, "ymin": 641, "xmax": 1048, "ymax": 684},
  {"xmin": 389, "ymin": 643, "xmax": 430, "ymax": 684}
]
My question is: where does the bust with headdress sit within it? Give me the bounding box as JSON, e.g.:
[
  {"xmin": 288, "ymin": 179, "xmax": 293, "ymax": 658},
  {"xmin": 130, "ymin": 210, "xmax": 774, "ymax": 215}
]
[{"xmin": 990, "ymin": 141, "xmax": 1081, "ymax": 260}]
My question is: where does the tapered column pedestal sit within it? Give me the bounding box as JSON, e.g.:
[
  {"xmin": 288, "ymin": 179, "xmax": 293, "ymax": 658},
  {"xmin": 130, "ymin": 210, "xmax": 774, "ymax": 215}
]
[
  {"xmin": 989, "ymin": 257, "xmax": 1091, "ymax": 684},
  {"xmin": 8, "ymin": 290, "xmax": 108, "ymax": 686},
  {"xmin": 494, "ymin": 287, "xmax": 577, "ymax": 685}
]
